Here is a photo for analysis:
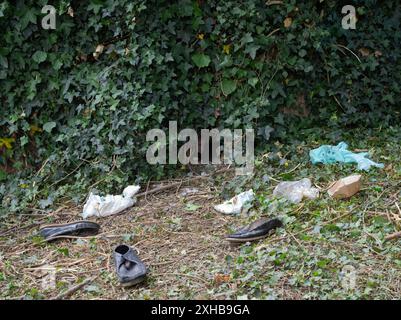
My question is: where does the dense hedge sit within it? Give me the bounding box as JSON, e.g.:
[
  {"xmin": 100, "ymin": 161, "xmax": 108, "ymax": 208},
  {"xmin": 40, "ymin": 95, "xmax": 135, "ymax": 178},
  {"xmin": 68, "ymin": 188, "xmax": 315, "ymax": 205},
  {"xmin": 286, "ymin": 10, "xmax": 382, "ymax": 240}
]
[{"xmin": 0, "ymin": 0, "xmax": 400, "ymax": 213}]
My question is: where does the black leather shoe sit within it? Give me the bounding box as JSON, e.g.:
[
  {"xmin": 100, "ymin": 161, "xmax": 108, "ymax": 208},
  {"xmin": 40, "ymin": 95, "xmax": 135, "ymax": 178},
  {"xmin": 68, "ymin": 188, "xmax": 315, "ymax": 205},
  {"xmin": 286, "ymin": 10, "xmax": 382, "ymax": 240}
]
[
  {"xmin": 39, "ymin": 221, "xmax": 100, "ymax": 241},
  {"xmin": 114, "ymin": 245, "xmax": 147, "ymax": 286},
  {"xmin": 226, "ymin": 218, "xmax": 282, "ymax": 243}
]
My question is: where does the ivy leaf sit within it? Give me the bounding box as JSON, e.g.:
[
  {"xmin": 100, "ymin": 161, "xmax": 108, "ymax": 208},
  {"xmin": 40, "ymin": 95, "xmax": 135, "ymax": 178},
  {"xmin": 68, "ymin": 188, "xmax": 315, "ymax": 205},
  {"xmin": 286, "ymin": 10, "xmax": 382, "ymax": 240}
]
[
  {"xmin": 85, "ymin": 284, "xmax": 101, "ymax": 293},
  {"xmin": 88, "ymin": 2, "xmax": 103, "ymax": 14},
  {"xmin": 0, "ymin": 56, "xmax": 8, "ymax": 69},
  {"xmin": 32, "ymin": 51, "xmax": 47, "ymax": 64},
  {"xmin": 191, "ymin": 53, "xmax": 211, "ymax": 68},
  {"xmin": 39, "ymin": 196, "xmax": 54, "ymax": 209},
  {"xmin": 20, "ymin": 136, "xmax": 29, "ymax": 147},
  {"xmin": 274, "ymin": 113, "xmax": 285, "ymax": 125},
  {"xmin": 248, "ymin": 77, "xmax": 259, "ymax": 88},
  {"xmin": 43, "ymin": 121, "xmax": 56, "ymax": 133},
  {"xmin": 0, "ymin": 137, "xmax": 14, "ymax": 149},
  {"xmin": 20, "ymin": 9, "xmax": 37, "ymax": 30},
  {"xmin": 299, "ymin": 49, "xmax": 307, "ymax": 57},
  {"xmin": 0, "ymin": 2, "xmax": 7, "ymax": 18},
  {"xmin": 0, "ymin": 170, "xmax": 6, "ymax": 182},
  {"xmin": 57, "ymin": 247, "xmax": 69, "ymax": 256},
  {"xmin": 240, "ymin": 33, "xmax": 253, "ymax": 46},
  {"xmin": 245, "ymin": 45, "xmax": 260, "ymax": 60},
  {"xmin": 223, "ymin": 44, "xmax": 231, "ymax": 55},
  {"xmin": 221, "ymin": 79, "xmax": 237, "ymax": 96},
  {"xmin": 185, "ymin": 203, "xmax": 201, "ymax": 212},
  {"xmin": 52, "ymin": 59, "xmax": 63, "ymax": 71}
]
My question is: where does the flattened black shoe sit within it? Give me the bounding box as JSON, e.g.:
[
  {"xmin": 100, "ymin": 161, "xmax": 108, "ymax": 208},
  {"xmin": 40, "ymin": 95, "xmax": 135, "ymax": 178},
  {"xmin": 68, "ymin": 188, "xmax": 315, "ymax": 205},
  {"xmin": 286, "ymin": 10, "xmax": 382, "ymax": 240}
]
[
  {"xmin": 114, "ymin": 245, "xmax": 147, "ymax": 287},
  {"xmin": 39, "ymin": 221, "xmax": 100, "ymax": 241},
  {"xmin": 226, "ymin": 218, "xmax": 282, "ymax": 243}
]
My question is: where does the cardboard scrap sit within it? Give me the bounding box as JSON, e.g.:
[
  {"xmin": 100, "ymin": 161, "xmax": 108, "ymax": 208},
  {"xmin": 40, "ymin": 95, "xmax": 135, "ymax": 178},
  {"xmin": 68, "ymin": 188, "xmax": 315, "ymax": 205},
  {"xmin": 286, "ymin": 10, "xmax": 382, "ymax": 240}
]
[{"xmin": 328, "ymin": 175, "xmax": 362, "ymax": 199}]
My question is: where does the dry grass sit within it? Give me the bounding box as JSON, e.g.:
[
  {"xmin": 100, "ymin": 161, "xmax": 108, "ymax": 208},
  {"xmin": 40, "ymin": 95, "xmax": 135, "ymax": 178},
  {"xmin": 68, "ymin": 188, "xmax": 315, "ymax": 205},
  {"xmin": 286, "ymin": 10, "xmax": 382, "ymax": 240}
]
[
  {"xmin": 0, "ymin": 175, "xmax": 244, "ymax": 300},
  {"xmin": 1, "ymin": 129, "xmax": 401, "ymax": 300}
]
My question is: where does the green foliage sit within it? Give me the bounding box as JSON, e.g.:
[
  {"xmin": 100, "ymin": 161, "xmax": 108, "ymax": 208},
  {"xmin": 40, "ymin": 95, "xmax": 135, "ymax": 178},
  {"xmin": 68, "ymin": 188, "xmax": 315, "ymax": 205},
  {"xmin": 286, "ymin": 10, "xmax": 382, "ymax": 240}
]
[
  {"xmin": 220, "ymin": 126, "xmax": 401, "ymax": 299},
  {"xmin": 221, "ymin": 79, "xmax": 237, "ymax": 96},
  {"xmin": 0, "ymin": 0, "xmax": 400, "ymax": 213},
  {"xmin": 191, "ymin": 53, "xmax": 211, "ymax": 68}
]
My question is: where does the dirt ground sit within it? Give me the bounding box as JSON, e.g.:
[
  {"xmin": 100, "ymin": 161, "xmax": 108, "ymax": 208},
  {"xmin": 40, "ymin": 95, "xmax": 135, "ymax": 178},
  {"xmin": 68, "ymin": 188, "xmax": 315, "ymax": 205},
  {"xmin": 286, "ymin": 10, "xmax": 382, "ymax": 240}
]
[
  {"xmin": 1, "ymin": 129, "xmax": 401, "ymax": 300},
  {"xmin": 0, "ymin": 174, "xmax": 247, "ymax": 299}
]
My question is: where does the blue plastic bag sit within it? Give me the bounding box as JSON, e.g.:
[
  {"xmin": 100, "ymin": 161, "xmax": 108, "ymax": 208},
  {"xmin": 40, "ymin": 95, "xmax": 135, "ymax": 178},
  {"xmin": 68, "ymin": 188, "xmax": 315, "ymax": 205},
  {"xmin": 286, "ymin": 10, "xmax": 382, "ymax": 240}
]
[{"xmin": 309, "ymin": 142, "xmax": 384, "ymax": 171}]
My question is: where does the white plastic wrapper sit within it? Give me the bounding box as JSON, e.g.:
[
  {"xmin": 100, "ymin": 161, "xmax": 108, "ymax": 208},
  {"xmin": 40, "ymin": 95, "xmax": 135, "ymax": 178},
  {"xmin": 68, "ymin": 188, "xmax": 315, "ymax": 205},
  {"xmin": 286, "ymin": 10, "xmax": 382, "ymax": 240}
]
[
  {"xmin": 82, "ymin": 185, "xmax": 140, "ymax": 219},
  {"xmin": 214, "ymin": 189, "xmax": 255, "ymax": 215},
  {"xmin": 273, "ymin": 178, "xmax": 319, "ymax": 204}
]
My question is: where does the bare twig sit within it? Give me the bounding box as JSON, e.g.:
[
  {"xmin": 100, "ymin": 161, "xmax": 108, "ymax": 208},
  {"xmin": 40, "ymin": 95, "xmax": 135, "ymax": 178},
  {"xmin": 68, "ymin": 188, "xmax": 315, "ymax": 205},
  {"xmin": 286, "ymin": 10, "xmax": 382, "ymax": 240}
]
[
  {"xmin": 35, "ymin": 158, "xmax": 50, "ymax": 177},
  {"xmin": 395, "ymin": 203, "xmax": 401, "ymax": 215},
  {"xmin": 385, "ymin": 231, "xmax": 401, "ymax": 242},
  {"xmin": 266, "ymin": 28, "xmax": 280, "ymax": 38},
  {"xmin": 333, "ymin": 95, "xmax": 346, "ymax": 112},
  {"xmin": 135, "ymin": 167, "xmax": 233, "ymax": 199},
  {"xmin": 48, "ymin": 161, "xmax": 84, "ymax": 189},
  {"xmin": 51, "ymin": 276, "xmax": 97, "ymax": 300},
  {"xmin": 335, "ymin": 44, "xmax": 361, "ymax": 63},
  {"xmin": 266, "ymin": 0, "xmax": 283, "ymax": 5}
]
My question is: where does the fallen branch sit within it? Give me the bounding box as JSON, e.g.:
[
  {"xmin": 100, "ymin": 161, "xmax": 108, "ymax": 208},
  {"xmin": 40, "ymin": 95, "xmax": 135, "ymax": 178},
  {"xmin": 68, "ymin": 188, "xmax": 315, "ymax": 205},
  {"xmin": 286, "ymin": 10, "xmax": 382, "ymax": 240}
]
[
  {"xmin": 384, "ymin": 231, "xmax": 401, "ymax": 242},
  {"xmin": 135, "ymin": 167, "xmax": 233, "ymax": 199},
  {"xmin": 51, "ymin": 276, "xmax": 97, "ymax": 300}
]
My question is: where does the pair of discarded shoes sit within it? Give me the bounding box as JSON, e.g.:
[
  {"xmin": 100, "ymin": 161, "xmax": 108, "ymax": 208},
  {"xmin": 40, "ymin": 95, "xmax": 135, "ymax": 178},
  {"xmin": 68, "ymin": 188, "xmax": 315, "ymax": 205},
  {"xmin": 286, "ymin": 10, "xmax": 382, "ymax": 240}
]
[
  {"xmin": 38, "ymin": 222, "xmax": 147, "ymax": 287},
  {"xmin": 225, "ymin": 217, "xmax": 282, "ymax": 243},
  {"xmin": 38, "ymin": 216, "xmax": 281, "ymax": 285}
]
